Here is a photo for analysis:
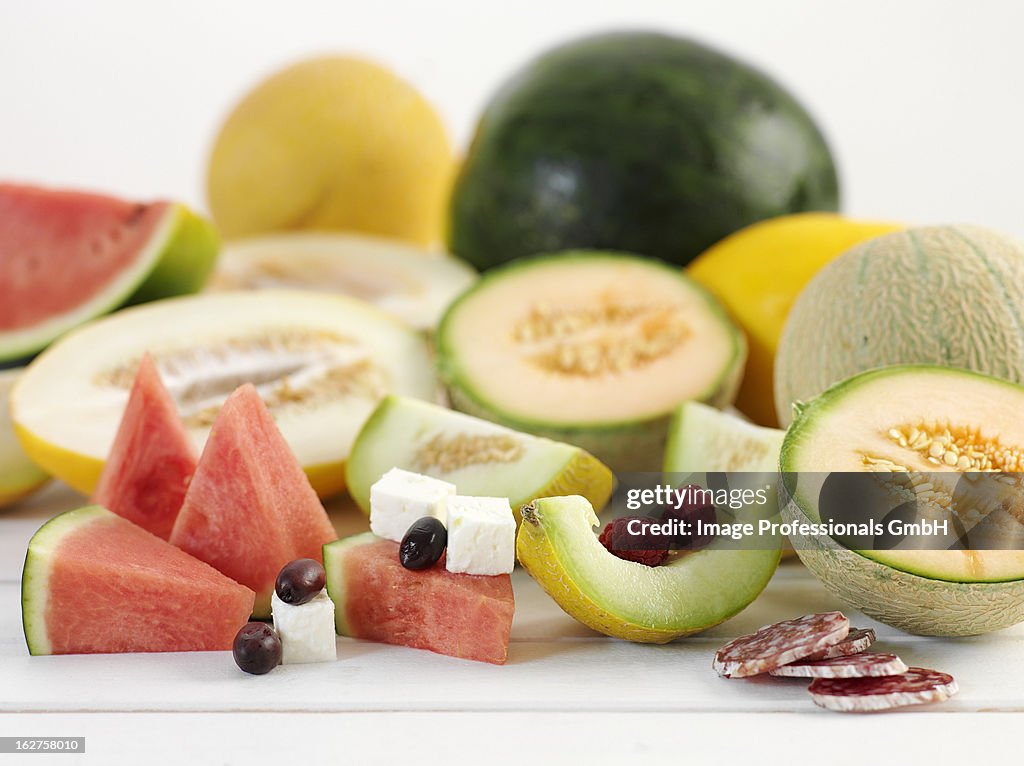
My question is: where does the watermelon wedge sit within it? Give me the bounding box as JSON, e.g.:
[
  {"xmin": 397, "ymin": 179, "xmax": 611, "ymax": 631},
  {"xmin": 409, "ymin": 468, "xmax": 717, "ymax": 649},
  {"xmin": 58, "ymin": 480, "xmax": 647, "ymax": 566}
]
[
  {"xmin": 22, "ymin": 506, "xmax": 255, "ymax": 655},
  {"xmin": 91, "ymin": 353, "xmax": 197, "ymax": 539},
  {"xmin": 170, "ymin": 384, "xmax": 338, "ymax": 617},
  {"xmin": 0, "ymin": 183, "xmax": 219, "ymax": 362},
  {"xmin": 324, "ymin": 533, "xmax": 515, "ymax": 665}
]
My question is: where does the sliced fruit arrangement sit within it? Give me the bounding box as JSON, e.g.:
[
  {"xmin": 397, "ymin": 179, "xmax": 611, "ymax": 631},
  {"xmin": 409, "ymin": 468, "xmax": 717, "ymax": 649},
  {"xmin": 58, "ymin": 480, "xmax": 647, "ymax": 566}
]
[
  {"xmin": 781, "ymin": 365, "xmax": 1024, "ymax": 635},
  {"xmin": 665, "ymin": 401, "xmax": 783, "ymax": 475},
  {"xmin": 209, "ymin": 233, "xmax": 477, "ymax": 331},
  {"xmin": 207, "ymin": 56, "xmax": 454, "ymax": 245},
  {"xmin": 346, "ymin": 395, "xmax": 614, "ymax": 519},
  {"xmin": 324, "ymin": 533, "xmax": 515, "ymax": 665},
  {"xmin": 437, "ymin": 252, "xmax": 745, "ymax": 472},
  {"xmin": 0, "ymin": 369, "xmax": 48, "ymax": 508},
  {"xmin": 516, "ymin": 495, "xmax": 780, "ymax": 643},
  {"xmin": 22, "ymin": 506, "xmax": 254, "ymax": 655},
  {"xmin": 0, "ymin": 183, "xmax": 218, "ymax": 362},
  {"xmin": 449, "ymin": 31, "xmax": 839, "ymax": 270},
  {"xmin": 775, "ymin": 225, "xmax": 1024, "ymax": 426},
  {"xmin": 91, "ymin": 354, "xmax": 197, "ymax": 539},
  {"xmin": 713, "ymin": 611, "xmax": 959, "ymax": 713},
  {"xmin": 10, "ymin": 290, "xmax": 436, "ymax": 498},
  {"xmin": 688, "ymin": 213, "xmax": 900, "ymax": 426},
  {"xmin": 170, "ymin": 384, "xmax": 338, "ymax": 618}
]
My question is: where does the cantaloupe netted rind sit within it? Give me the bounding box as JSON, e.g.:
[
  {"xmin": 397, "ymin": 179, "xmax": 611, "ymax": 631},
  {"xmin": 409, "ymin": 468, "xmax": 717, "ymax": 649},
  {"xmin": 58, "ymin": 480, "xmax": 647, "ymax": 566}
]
[
  {"xmin": 782, "ymin": 365, "xmax": 1024, "ymax": 635},
  {"xmin": 11, "ymin": 291, "xmax": 436, "ymax": 498},
  {"xmin": 775, "ymin": 225, "xmax": 1024, "ymax": 427},
  {"xmin": 0, "ymin": 369, "xmax": 48, "ymax": 508},
  {"xmin": 437, "ymin": 252, "xmax": 746, "ymax": 472},
  {"xmin": 516, "ymin": 495, "xmax": 780, "ymax": 642}
]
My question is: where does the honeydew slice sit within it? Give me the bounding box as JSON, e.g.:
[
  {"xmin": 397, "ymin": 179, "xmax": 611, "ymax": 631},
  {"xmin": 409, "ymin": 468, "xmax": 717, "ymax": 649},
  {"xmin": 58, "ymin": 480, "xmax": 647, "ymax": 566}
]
[
  {"xmin": 437, "ymin": 252, "xmax": 745, "ymax": 472},
  {"xmin": 209, "ymin": 233, "xmax": 477, "ymax": 330},
  {"xmin": 11, "ymin": 291, "xmax": 436, "ymax": 498},
  {"xmin": 346, "ymin": 395, "xmax": 613, "ymax": 517},
  {"xmin": 0, "ymin": 369, "xmax": 49, "ymax": 507}
]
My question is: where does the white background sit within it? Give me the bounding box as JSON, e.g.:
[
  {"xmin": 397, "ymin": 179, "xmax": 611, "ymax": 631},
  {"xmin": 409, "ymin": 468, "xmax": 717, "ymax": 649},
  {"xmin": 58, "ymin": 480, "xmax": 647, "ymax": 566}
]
[{"xmin": 2, "ymin": 0, "xmax": 1023, "ymax": 237}]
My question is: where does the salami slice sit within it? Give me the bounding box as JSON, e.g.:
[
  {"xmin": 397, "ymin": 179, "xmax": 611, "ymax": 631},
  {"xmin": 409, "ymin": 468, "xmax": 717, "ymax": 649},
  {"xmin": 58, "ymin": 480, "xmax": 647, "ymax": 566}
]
[
  {"xmin": 808, "ymin": 667, "xmax": 958, "ymax": 712},
  {"xmin": 713, "ymin": 611, "xmax": 850, "ymax": 678},
  {"xmin": 769, "ymin": 652, "xmax": 907, "ymax": 678},
  {"xmin": 805, "ymin": 627, "xmax": 875, "ymax": 660}
]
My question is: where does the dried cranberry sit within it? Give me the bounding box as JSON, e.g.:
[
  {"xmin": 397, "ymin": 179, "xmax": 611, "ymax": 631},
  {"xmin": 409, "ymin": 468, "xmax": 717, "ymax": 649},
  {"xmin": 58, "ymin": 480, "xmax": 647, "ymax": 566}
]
[
  {"xmin": 662, "ymin": 484, "xmax": 717, "ymax": 551},
  {"xmin": 598, "ymin": 515, "xmax": 669, "ymax": 567}
]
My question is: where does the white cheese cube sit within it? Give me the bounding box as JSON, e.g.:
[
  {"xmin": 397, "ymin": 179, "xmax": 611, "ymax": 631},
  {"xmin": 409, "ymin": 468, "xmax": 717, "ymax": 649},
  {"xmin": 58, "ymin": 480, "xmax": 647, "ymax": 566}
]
[
  {"xmin": 445, "ymin": 495, "xmax": 517, "ymax": 575},
  {"xmin": 369, "ymin": 467, "xmax": 456, "ymax": 542},
  {"xmin": 271, "ymin": 589, "xmax": 337, "ymax": 664}
]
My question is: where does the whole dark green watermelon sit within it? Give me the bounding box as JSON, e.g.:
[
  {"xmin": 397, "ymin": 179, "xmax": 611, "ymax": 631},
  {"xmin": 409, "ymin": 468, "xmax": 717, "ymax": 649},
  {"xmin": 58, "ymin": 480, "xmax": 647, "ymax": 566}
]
[{"xmin": 449, "ymin": 32, "xmax": 840, "ymax": 269}]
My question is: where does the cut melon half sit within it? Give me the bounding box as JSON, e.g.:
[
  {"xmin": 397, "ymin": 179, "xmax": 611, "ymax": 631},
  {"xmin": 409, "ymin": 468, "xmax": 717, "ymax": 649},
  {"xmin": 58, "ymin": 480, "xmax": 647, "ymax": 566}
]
[
  {"xmin": 0, "ymin": 369, "xmax": 48, "ymax": 507},
  {"xmin": 437, "ymin": 252, "xmax": 745, "ymax": 472},
  {"xmin": 209, "ymin": 233, "xmax": 477, "ymax": 330},
  {"xmin": 346, "ymin": 395, "xmax": 613, "ymax": 517},
  {"xmin": 11, "ymin": 290, "xmax": 436, "ymax": 498},
  {"xmin": 782, "ymin": 365, "xmax": 1024, "ymax": 635},
  {"xmin": 0, "ymin": 183, "xmax": 219, "ymax": 362}
]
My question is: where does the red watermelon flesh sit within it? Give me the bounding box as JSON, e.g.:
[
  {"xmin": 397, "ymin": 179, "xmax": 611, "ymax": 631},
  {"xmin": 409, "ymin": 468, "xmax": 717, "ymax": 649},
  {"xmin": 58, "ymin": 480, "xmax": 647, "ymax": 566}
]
[
  {"xmin": 0, "ymin": 184, "xmax": 171, "ymax": 333},
  {"xmin": 169, "ymin": 383, "xmax": 338, "ymax": 617},
  {"xmin": 324, "ymin": 533, "xmax": 514, "ymax": 665},
  {"xmin": 22, "ymin": 506, "xmax": 255, "ymax": 655},
  {"xmin": 92, "ymin": 353, "xmax": 197, "ymax": 540}
]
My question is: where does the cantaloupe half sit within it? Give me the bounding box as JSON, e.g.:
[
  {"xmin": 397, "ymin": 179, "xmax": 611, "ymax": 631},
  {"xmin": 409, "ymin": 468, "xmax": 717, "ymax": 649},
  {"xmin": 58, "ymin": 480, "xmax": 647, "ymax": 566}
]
[
  {"xmin": 782, "ymin": 365, "xmax": 1024, "ymax": 635},
  {"xmin": 437, "ymin": 252, "xmax": 745, "ymax": 472},
  {"xmin": 10, "ymin": 291, "xmax": 436, "ymax": 498}
]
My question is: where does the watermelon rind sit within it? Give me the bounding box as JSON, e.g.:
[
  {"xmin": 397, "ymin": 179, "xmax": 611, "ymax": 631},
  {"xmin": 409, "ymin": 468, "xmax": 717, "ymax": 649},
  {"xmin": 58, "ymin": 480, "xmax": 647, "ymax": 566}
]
[
  {"xmin": 126, "ymin": 204, "xmax": 220, "ymax": 305},
  {"xmin": 22, "ymin": 505, "xmax": 109, "ymax": 656},
  {"xmin": 323, "ymin": 532, "xmax": 378, "ymax": 636}
]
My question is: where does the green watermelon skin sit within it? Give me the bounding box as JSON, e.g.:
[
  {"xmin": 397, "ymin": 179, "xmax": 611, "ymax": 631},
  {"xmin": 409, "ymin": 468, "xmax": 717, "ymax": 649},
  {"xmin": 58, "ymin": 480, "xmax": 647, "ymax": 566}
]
[{"xmin": 449, "ymin": 32, "xmax": 839, "ymax": 269}]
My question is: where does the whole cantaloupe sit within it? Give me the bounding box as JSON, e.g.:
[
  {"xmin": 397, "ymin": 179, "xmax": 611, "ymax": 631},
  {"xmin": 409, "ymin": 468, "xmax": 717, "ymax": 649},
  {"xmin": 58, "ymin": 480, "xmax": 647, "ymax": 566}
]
[{"xmin": 775, "ymin": 225, "xmax": 1024, "ymax": 426}]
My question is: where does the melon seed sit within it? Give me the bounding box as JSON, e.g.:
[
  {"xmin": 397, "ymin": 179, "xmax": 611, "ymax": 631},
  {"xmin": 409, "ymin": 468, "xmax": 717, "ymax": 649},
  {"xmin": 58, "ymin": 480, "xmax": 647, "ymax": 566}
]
[
  {"xmin": 412, "ymin": 433, "xmax": 524, "ymax": 473},
  {"xmin": 513, "ymin": 301, "xmax": 690, "ymax": 377}
]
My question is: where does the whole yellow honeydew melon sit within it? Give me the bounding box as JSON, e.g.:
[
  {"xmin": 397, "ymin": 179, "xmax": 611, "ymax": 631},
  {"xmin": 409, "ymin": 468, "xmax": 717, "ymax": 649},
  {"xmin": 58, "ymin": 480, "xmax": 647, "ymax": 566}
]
[
  {"xmin": 207, "ymin": 56, "xmax": 454, "ymax": 245},
  {"xmin": 775, "ymin": 225, "xmax": 1024, "ymax": 426},
  {"xmin": 688, "ymin": 213, "xmax": 900, "ymax": 426}
]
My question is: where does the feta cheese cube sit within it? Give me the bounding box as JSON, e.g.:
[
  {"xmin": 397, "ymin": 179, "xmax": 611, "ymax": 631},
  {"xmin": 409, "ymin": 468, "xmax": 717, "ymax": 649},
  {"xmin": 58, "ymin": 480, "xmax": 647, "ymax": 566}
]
[
  {"xmin": 445, "ymin": 495, "xmax": 516, "ymax": 575},
  {"xmin": 369, "ymin": 468, "xmax": 456, "ymax": 542},
  {"xmin": 271, "ymin": 589, "xmax": 337, "ymax": 664}
]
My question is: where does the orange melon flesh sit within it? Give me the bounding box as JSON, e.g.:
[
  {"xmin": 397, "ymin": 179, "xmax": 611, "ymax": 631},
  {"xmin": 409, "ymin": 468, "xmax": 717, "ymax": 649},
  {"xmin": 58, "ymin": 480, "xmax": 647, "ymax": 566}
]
[
  {"xmin": 22, "ymin": 506, "xmax": 255, "ymax": 655},
  {"xmin": 169, "ymin": 384, "xmax": 338, "ymax": 617},
  {"xmin": 324, "ymin": 533, "xmax": 514, "ymax": 665},
  {"xmin": 91, "ymin": 354, "xmax": 197, "ymax": 540}
]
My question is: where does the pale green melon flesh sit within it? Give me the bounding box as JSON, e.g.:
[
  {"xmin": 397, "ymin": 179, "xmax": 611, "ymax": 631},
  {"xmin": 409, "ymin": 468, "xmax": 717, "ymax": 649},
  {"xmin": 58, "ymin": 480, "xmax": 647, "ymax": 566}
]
[
  {"xmin": 783, "ymin": 365, "xmax": 1024, "ymax": 587},
  {"xmin": 522, "ymin": 495, "xmax": 780, "ymax": 633},
  {"xmin": 665, "ymin": 401, "xmax": 784, "ymax": 474},
  {"xmin": 775, "ymin": 225, "xmax": 1024, "ymax": 426},
  {"xmin": 0, "ymin": 369, "xmax": 48, "ymax": 506},
  {"xmin": 345, "ymin": 395, "xmax": 613, "ymax": 515},
  {"xmin": 438, "ymin": 252, "xmax": 745, "ymax": 471}
]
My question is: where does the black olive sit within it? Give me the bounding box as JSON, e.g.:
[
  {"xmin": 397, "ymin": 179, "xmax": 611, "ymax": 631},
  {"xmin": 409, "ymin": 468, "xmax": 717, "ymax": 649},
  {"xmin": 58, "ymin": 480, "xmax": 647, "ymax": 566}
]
[
  {"xmin": 232, "ymin": 622, "xmax": 282, "ymax": 675},
  {"xmin": 400, "ymin": 516, "xmax": 447, "ymax": 570},
  {"xmin": 275, "ymin": 558, "xmax": 326, "ymax": 605}
]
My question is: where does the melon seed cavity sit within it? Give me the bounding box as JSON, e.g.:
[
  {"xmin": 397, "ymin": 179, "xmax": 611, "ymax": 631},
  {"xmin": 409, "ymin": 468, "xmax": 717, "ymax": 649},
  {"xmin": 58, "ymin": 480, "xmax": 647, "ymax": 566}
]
[
  {"xmin": 862, "ymin": 423, "xmax": 1024, "ymax": 472},
  {"xmin": 413, "ymin": 433, "xmax": 524, "ymax": 473},
  {"xmin": 94, "ymin": 330, "xmax": 389, "ymax": 426},
  {"xmin": 513, "ymin": 300, "xmax": 690, "ymax": 376}
]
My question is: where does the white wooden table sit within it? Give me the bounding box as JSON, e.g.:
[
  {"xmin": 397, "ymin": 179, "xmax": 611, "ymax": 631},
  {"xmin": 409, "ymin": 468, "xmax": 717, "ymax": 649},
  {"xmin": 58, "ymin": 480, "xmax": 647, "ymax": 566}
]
[{"xmin": 1, "ymin": 485, "xmax": 1020, "ymax": 764}]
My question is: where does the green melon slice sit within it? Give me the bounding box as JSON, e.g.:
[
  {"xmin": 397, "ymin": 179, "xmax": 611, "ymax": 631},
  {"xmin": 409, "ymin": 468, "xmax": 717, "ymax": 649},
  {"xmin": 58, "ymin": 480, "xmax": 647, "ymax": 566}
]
[
  {"xmin": 516, "ymin": 495, "xmax": 780, "ymax": 642},
  {"xmin": 170, "ymin": 384, "xmax": 338, "ymax": 618},
  {"xmin": 10, "ymin": 290, "xmax": 436, "ymax": 498},
  {"xmin": 23, "ymin": 506, "xmax": 254, "ymax": 655},
  {"xmin": 324, "ymin": 532, "xmax": 514, "ymax": 664},
  {"xmin": 781, "ymin": 365, "xmax": 1024, "ymax": 635},
  {"xmin": 91, "ymin": 354, "xmax": 197, "ymax": 540},
  {"xmin": 0, "ymin": 183, "xmax": 218, "ymax": 362},
  {"xmin": 209, "ymin": 233, "xmax": 477, "ymax": 330},
  {"xmin": 665, "ymin": 402, "xmax": 784, "ymax": 474},
  {"xmin": 437, "ymin": 252, "xmax": 745, "ymax": 472},
  {"xmin": 346, "ymin": 395, "xmax": 613, "ymax": 518},
  {"xmin": 0, "ymin": 369, "xmax": 48, "ymax": 508}
]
